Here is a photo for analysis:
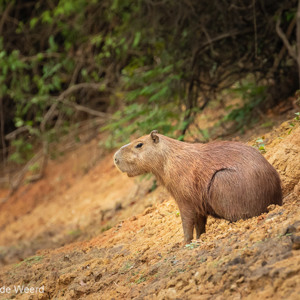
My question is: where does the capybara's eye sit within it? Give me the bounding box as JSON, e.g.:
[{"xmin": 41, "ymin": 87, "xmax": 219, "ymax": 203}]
[{"xmin": 135, "ymin": 143, "xmax": 143, "ymax": 148}]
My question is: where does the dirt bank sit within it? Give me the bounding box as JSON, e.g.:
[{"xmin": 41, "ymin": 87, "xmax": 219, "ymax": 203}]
[{"xmin": 0, "ymin": 116, "xmax": 299, "ymax": 300}]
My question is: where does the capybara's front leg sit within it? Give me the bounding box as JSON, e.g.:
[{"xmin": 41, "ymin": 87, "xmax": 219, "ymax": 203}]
[
  {"xmin": 179, "ymin": 209, "xmax": 195, "ymax": 244},
  {"xmin": 195, "ymin": 216, "xmax": 207, "ymax": 239}
]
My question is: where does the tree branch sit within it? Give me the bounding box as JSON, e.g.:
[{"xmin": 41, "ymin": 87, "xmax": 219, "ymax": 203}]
[
  {"xmin": 0, "ymin": 1, "xmax": 14, "ymax": 35},
  {"xmin": 5, "ymin": 126, "xmax": 30, "ymax": 140},
  {"xmin": 57, "ymin": 82, "xmax": 109, "ymax": 101},
  {"xmin": 41, "ymin": 82, "xmax": 110, "ymax": 132},
  {"xmin": 297, "ymin": 0, "xmax": 300, "ymax": 87},
  {"xmin": 0, "ymin": 98, "xmax": 6, "ymax": 162},
  {"xmin": 276, "ymin": 14, "xmax": 297, "ymax": 61},
  {"xmin": 61, "ymin": 99, "xmax": 110, "ymax": 118},
  {"xmin": 271, "ymin": 17, "xmax": 296, "ymax": 73}
]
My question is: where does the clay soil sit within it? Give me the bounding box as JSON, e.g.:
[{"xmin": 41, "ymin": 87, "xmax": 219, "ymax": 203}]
[{"xmin": 0, "ymin": 107, "xmax": 299, "ymax": 300}]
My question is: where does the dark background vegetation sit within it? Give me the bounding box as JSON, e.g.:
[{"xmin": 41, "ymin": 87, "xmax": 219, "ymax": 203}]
[{"xmin": 0, "ymin": 0, "xmax": 299, "ymax": 190}]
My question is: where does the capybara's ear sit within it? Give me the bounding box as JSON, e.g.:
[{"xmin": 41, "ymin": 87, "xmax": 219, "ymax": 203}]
[{"xmin": 150, "ymin": 130, "xmax": 159, "ymax": 143}]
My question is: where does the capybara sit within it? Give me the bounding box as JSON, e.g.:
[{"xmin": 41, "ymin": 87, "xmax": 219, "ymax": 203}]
[{"xmin": 114, "ymin": 130, "xmax": 282, "ymax": 243}]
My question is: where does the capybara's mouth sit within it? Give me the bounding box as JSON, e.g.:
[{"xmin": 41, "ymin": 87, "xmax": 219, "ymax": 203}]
[
  {"xmin": 125, "ymin": 169, "xmax": 141, "ymax": 177},
  {"xmin": 114, "ymin": 162, "xmax": 127, "ymax": 174},
  {"xmin": 114, "ymin": 163, "xmax": 137, "ymax": 177},
  {"xmin": 126, "ymin": 168, "xmax": 146, "ymax": 177}
]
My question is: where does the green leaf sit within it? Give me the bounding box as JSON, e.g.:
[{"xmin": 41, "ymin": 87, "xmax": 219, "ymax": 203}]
[
  {"xmin": 133, "ymin": 32, "xmax": 141, "ymax": 48},
  {"xmin": 41, "ymin": 10, "xmax": 53, "ymax": 24},
  {"xmin": 48, "ymin": 35, "xmax": 58, "ymax": 52},
  {"xmin": 15, "ymin": 118, "xmax": 24, "ymax": 127},
  {"xmin": 30, "ymin": 17, "xmax": 38, "ymax": 29},
  {"xmin": 149, "ymin": 86, "xmax": 169, "ymax": 102}
]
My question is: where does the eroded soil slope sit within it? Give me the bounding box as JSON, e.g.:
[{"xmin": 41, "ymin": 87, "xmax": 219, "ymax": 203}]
[
  {"xmin": 0, "ymin": 118, "xmax": 299, "ymax": 300},
  {"xmin": 0, "ymin": 139, "xmax": 155, "ymax": 267}
]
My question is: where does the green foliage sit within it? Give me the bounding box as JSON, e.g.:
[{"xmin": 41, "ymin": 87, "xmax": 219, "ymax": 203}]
[
  {"xmin": 288, "ymin": 112, "xmax": 300, "ymax": 134},
  {"xmin": 284, "ymin": 8, "xmax": 296, "ymax": 21},
  {"xmin": 185, "ymin": 242, "xmax": 200, "ymax": 250},
  {"xmin": 28, "ymin": 162, "xmax": 40, "ymax": 173},
  {"xmin": 14, "ymin": 255, "xmax": 44, "ymax": 268},
  {"xmin": 223, "ymin": 82, "xmax": 267, "ymax": 131},
  {"xmin": 120, "ymin": 261, "xmax": 134, "ymax": 274},
  {"xmin": 67, "ymin": 229, "xmax": 82, "ymax": 237},
  {"xmin": 135, "ymin": 275, "xmax": 147, "ymax": 284},
  {"xmin": 149, "ymin": 180, "xmax": 157, "ymax": 192},
  {"xmin": 102, "ymin": 100, "xmax": 180, "ymax": 148},
  {"xmin": 261, "ymin": 121, "xmax": 274, "ymax": 128},
  {"xmin": 8, "ymin": 139, "xmax": 33, "ymax": 164},
  {"xmin": 1, "ymin": 0, "xmax": 188, "ymax": 161},
  {"xmin": 101, "ymin": 224, "xmax": 112, "ymax": 232},
  {"xmin": 253, "ymin": 137, "xmax": 266, "ymax": 153},
  {"xmin": 1, "ymin": 0, "xmax": 298, "ymax": 166}
]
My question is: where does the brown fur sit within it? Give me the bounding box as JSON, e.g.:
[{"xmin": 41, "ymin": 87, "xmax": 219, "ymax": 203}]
[{"xmin": 114, "ymin": 131, "xmax": 282, "ymax": 243}]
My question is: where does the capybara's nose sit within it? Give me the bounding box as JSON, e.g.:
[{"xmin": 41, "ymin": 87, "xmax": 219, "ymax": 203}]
[{"xmin": 114, "ymin": 153, "xmax": 119, "ymax": 165}]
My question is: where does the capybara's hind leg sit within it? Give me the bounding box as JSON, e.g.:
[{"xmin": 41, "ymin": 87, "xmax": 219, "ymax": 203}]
[
  {"xmin": 195, "ymin": 216, "xmax": 207, "ymax": 239},
  {"xmin": 208, "ymin": 168, "xmax": 247, "ymax": 221}
]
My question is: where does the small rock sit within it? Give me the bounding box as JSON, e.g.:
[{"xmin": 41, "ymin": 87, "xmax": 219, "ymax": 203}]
[
  {"xmin": 176, "ymin": 280, "xmax": 185, "ymax": 290},
  {"xmin": 228, "ymin": 256, "xmax": 245, "ymax": 266},
  {"xmin": 266, "ymin": 211, "xmax": 283, "ymax": 220},
  {"xmin": 166, "ymin": 279, "xmax": 177, "ymax": 288},
  {"xmin": 79, "ymin": 280, "xmax": 86, "ymax": 286},
  {"xmin": 291, "ymin": 221, "xmax": 300, "ymax": 232},
  {"xmin": 249, "ymin": 231, "xmax": 265, "ymax": 242},
  {"xmin": 267, "ymin": 204, "xmax": 276, "ymax": 212},
  {"xmin": 63, "ymin": 255, "xmax": 71, "ymax": 262},
  {"xmin": 242, "ymin": 249, "xmax": 255, "ymax": 257},
  {"xmin": 285, "ymin": 225, "xmax": 297, "ymax": 234},
  {"xmin": 257, "ymin": 215, "xmax": 266, "ymax": 223},
  {"xmin": 291, "ymin": 235, "xmax": 300, "ymax": 250},
  {"xmin": 143, "ymin": 207, "xmax": 155, "ymax": 215},
  {"xmin": 294, "ymin": 182, "xmax": 300, "ymax": 196},
  {"xmin": 59, "ymin": 273, "xmax": 76, "ymax": 285},
  {"xmin": 261, "ymin": 260, "xmax": 267, "ymax": 266},
  {"xmin": 114, "ymin": 202, "xmax": 122, "ymax": 211},
  {"xmin": 166, "ymin": 288, "xmax": 177, "ymax": 298},
  {"xmin": 148, "ymin": 265, "xmax": 159, "ymax": 276},
  {"xmin": 69, "ymin": 290, "xmax": 75, "ymax": 298},
  {"xmin": 236, "ymin": 276, "xmax": 244, "ymax": 284},
  {"xmin": 94, "ymin": 272, "xmax": 102, "ymax": 282}
]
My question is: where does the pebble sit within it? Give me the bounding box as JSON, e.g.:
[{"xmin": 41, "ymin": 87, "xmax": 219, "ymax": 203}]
[{"xmin": 292, "ymin": 235, "xmax": 300, "ymax": 250}]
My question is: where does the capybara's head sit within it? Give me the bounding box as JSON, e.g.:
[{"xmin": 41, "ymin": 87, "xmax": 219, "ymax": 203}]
[{"xmin": 114, "ymin": 130, "xmax": 162, "ymax": 177}]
